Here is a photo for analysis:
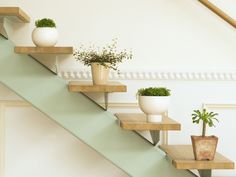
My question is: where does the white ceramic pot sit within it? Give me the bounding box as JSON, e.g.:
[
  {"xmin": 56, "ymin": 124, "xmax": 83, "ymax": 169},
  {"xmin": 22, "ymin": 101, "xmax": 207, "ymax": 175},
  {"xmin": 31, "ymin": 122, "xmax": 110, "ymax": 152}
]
[
  {"xmin": 91, "ymin": 63, "xmax": 110, "ymax": 85},
  {"xmin": 32, "ymin": 27, "xmax": 58, "ymax": 47},
  {"xmin": 138, "ymin": 96, "xmax": 170, "ymax": 122}
]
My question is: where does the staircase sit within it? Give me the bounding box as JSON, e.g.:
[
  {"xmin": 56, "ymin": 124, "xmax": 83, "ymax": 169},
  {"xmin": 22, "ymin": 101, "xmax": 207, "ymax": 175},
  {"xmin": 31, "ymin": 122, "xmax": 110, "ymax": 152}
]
[
  {"xmin": 0, "ymin": 7, "xmax": 195, "ymax": 177},
  {"xmin": 0, "ymin": 6, "xmax": 234, "ymax": 177}
]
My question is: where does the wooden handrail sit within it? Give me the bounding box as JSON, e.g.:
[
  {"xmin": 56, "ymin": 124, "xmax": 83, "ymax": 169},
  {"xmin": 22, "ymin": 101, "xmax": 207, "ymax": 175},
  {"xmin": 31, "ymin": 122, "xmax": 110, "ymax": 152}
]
[{"xmin": 199, "ymin": 0, "xmax": 236, "ymax": 28}]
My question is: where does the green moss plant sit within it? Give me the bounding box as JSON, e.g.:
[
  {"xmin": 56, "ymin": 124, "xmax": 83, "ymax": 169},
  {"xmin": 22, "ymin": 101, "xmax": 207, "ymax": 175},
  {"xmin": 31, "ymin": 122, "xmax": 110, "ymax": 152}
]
[
  {"xmin": 137, "ymin": 87, "xmax": 171, "ymax": 96},
  {"xmin": 35, "ymin": 18, "xmax": 56, "ymax": 28}
]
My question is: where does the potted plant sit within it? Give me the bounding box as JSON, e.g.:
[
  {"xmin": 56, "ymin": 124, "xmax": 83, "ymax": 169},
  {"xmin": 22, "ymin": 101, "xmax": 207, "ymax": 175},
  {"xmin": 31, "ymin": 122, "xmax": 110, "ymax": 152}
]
[
  {"xmin": 191, "ymin": 108, "xmax": 219, "ymax": 160},
  {"xmin": 73, "ymin": 39, "xmax": 132, "ymax": 85},
  {"xmin": 137, "ymin": 87, "xmax": 171, "ymax": 122},
  {"xmin": 32, "ymin": 18, "xmax": 58, "ymax": 47}
]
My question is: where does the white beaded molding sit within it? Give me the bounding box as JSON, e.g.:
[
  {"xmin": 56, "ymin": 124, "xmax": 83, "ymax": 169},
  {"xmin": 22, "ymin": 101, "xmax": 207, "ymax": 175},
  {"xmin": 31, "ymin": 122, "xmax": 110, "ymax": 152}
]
[{"xmin": 58, "ymin": 68, "xmax": 236, "ymax": 81}]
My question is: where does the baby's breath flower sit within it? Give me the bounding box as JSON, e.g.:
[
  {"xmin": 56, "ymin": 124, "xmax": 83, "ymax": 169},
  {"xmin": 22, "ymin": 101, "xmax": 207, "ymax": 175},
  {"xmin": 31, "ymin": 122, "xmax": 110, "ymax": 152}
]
[{"xmin": 73, "ymin": 39, "xmax": 133, "ymax": 73}]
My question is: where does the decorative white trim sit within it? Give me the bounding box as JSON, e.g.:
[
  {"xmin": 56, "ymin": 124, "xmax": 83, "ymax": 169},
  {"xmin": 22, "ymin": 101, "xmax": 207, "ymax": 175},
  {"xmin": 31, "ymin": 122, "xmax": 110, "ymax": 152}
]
[
  {"xmin": 58, "ymin": 68, "xmax": 236, "ymax": 81},
  {"xmin": 203, "ymin": 103, "xmax": 236, "ymax": 109},
  {"xmin": 0, "ymin": 101, "xmax": 30, "ymax": 177}
]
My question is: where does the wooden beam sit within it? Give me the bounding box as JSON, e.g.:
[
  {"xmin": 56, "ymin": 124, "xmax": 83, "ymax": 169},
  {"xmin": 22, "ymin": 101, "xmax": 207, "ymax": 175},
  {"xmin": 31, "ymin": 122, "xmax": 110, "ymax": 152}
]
[
  {"xmin": 68, "ymin": 81, "xmax": 127, "ymax": 93},
  {"xmin": 115, "ymin": 113, "xmax": 181, "ymax": 131},
  {"xmin": 199, "ymin": 0, "xmax": 236, "ymax": 28},
  {"xmin": 159, "ymin": 145, "xmax": 234, "ymax": 170},
  {"xmin": 0, "ymin": 7, "xmax": 30, "ymax": 23},
  {"xmin": 14, "ymin": 46, "xmax": 73, "ymax": 54}
]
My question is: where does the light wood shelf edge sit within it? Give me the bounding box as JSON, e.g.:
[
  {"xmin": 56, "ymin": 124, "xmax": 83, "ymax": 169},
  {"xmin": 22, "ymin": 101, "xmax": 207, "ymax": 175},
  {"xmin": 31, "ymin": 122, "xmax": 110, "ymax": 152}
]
[
  {"xmin": 159, "ymin": 145, "xmax": 234, "ymax": 170},
  {"xmin": 0, "ymin": 7, "xmax": 30, "ymax": 22},
  {"xmin": 115, "ymin": 113, "xmax": 181, "ymax": 131},
  {"xmin": 68, "ymin": 81, "xmax": 127, "ymax": 93},
  {"xmin": 199, "ymin": 0, "xmax": 236, "ymax": 28},
  {"xmin": 14, "ymin": 46, "xmax": 73, "ymax": 54}
]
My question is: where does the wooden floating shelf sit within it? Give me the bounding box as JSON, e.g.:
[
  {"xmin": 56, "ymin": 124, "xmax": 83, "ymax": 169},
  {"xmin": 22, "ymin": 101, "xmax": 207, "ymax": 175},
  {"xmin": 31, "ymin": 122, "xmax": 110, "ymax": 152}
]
[
  {"xmin": 115, "ymin": 113, "xmax": 181, "ymax": 131},
  {"xmin": 159, "ymin": 145, "xmax": 234, "ymax": 170},
  {"xmin": 68, "ymin": 81, "xmax": 127, "ymax": 93},
  {"xmin": 0, "ymin": 7, "xmax": 30, "ymax": 23},
  {"xmin": 14, "ymin": 46, "xmax": 73, "ymax": 54}
]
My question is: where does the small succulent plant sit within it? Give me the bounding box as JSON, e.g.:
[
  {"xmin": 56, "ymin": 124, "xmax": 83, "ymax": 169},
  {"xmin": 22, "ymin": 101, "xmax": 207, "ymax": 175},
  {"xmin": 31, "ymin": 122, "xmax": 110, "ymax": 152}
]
[{"xmin": 192, "ymin": 109, "xmax": 219, "ymax": 137}]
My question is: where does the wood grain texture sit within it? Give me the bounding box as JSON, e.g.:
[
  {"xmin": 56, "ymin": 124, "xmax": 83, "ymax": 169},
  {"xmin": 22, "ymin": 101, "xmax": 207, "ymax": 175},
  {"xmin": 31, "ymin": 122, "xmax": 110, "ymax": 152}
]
[
  {"xmin": 14, "ymin": 47, "xmax": 73, "ymax": 54},
  {"xmin": 199, "ymin": 0, "xmax": 236, "ymax": 28},
  {"xmin": 115, "ymin": 113, "xmax": 181, "ymax": 131},
  {"xmin": 159, "ymin": 145, "xmax": 234, "ymax": 170},
  {"xmin": 0, "ymin": 7, "xmax": 30, "ymax": 23},
  {"xmin": 68, "ymin": 81, "xmax": 127, "ymax": 92}
]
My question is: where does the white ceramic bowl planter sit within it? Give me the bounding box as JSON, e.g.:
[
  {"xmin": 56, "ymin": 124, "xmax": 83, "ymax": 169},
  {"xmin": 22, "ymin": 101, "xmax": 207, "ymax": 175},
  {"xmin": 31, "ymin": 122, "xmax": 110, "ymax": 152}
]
[
  {"xmin": 137, "ymin": 87, "xmax": 171, "ymax": 123},
  {"xmin": 32, "ymin": 27, "xmax": 58, "ymax": 47},
  {"xmin": 139, "ymin": 96, "xmax": 170, "ymax": 122},
  {"xmin": 32, "ymin": 18, "xmax": 58, "ymax": 47},
  {"xmin": 91, "ymin": 62, "xmax": 110, "ymax": 85}
]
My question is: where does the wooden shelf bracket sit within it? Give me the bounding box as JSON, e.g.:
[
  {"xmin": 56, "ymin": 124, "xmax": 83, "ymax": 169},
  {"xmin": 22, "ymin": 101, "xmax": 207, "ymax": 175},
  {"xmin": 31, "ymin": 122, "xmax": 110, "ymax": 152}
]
[
  {"xmin": 14, "ymin": 47, "xmax": 73, "ymax": 74},
  {"xmin": 115, "ymin": 113, "xmax": 181, "ymax": 146},
  {"xmin": 68, "ymin": 81, "xmax": 127, "ymax": 111},
  {"xmin": 150, "ymin": 130, "xmax": 160, "ymax": 145},
  {"xmin": 0, "ymin": 7, "xmax": 30, "ymax": 39},
  {"xmin": 80, "ymin": 92, "xmax": 109, "ymax": 111},
  {"xmin": 104, "ymin": 92, "xmax": 108, "ymax": 110},
  {"xmin": 198, "ymin": 170, "xmax": 211, "ymax": 177},
  {"xmin": 0, "ymin": 18, "xmax": 8, "ymax": 39}
]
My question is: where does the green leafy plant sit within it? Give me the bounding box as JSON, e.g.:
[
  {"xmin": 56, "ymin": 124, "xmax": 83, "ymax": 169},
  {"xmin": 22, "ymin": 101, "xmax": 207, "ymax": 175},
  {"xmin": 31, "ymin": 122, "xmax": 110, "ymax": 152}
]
[
  {"xmin": 137, "ymin": 87, "xmax": 171, "ymax": 96},
  {"xmin": 192, "ymin": 109, "xmax": 219, "ymax": 137},
  {"xmin": 73, "ymin": 39, "xmax": 132, "ymax": 73},
  {"xmin": 35, "ymin": 18, "xmax": 56, "ymax": 28}
]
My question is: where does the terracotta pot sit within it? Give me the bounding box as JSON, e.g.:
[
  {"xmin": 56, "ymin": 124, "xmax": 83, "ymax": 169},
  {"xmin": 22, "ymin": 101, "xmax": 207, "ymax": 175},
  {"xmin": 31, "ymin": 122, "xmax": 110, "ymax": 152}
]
[
  {"xmin": 191, "ymin": 135, "xmax": 218, "ymax": 161},
  {"xmin": 138, "ymin": 96, "xmax": 170, "ymax": 122},
  {"xmin": 91, "ymin": 63, "xmax": 110, "ymax": 85}
]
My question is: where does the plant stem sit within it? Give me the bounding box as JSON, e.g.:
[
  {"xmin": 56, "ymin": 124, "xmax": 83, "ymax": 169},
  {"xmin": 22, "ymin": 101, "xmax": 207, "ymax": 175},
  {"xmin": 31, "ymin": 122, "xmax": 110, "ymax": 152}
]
[{"xmin": 202, "ymin": 122, "xmax": 206, "ymax": 137}]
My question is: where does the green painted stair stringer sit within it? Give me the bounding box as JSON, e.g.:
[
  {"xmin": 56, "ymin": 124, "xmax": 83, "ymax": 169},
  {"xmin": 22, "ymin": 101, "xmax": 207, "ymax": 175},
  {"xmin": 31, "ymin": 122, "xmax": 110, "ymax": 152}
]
[{"xmin": 0, "ymin": 36, "xmax": 194, "ymax": 177}]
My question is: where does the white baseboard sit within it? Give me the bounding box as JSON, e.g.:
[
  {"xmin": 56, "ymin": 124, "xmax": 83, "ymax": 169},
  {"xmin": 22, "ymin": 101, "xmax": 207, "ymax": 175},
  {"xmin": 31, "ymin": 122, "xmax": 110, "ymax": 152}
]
[{"xmin": 0, "ymin": 101, "xmax": 30, "ymax": 177}]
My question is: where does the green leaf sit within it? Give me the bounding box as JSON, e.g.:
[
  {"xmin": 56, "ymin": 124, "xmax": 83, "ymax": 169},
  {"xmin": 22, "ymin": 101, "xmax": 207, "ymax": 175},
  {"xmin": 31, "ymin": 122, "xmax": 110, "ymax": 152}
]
[{"xmin": 191, "ymin": 108, "xmax": 219, "ymax": 135}]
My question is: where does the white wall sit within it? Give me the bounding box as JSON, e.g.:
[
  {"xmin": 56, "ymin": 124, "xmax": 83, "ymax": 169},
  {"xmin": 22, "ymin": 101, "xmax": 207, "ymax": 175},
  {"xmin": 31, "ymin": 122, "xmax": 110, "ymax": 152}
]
[
  {"xmin": 1, "ymin": 0, "xmax": 236, "ymax": 176},
  {"xmin": 0, "ymin": 84, "xmax": 129, "ymax": 177},
  {"xmin": 1, "ymin": 0, "xmax": 236, "ymax": 70}
]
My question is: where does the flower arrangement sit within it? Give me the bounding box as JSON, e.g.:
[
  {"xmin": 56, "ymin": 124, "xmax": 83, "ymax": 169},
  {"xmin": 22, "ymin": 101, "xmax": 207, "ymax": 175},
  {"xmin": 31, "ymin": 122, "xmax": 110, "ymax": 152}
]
[{"xmin": 73, "ymin": 39, "xmax": 132, "ymax": 73}]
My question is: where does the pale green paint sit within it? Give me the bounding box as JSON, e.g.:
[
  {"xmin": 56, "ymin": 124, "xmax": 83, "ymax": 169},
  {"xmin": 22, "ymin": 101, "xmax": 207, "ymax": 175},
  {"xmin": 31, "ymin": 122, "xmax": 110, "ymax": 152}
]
[{"xmin": 0, "ymin": 36, "xmax": 194, "ymax": 177}]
